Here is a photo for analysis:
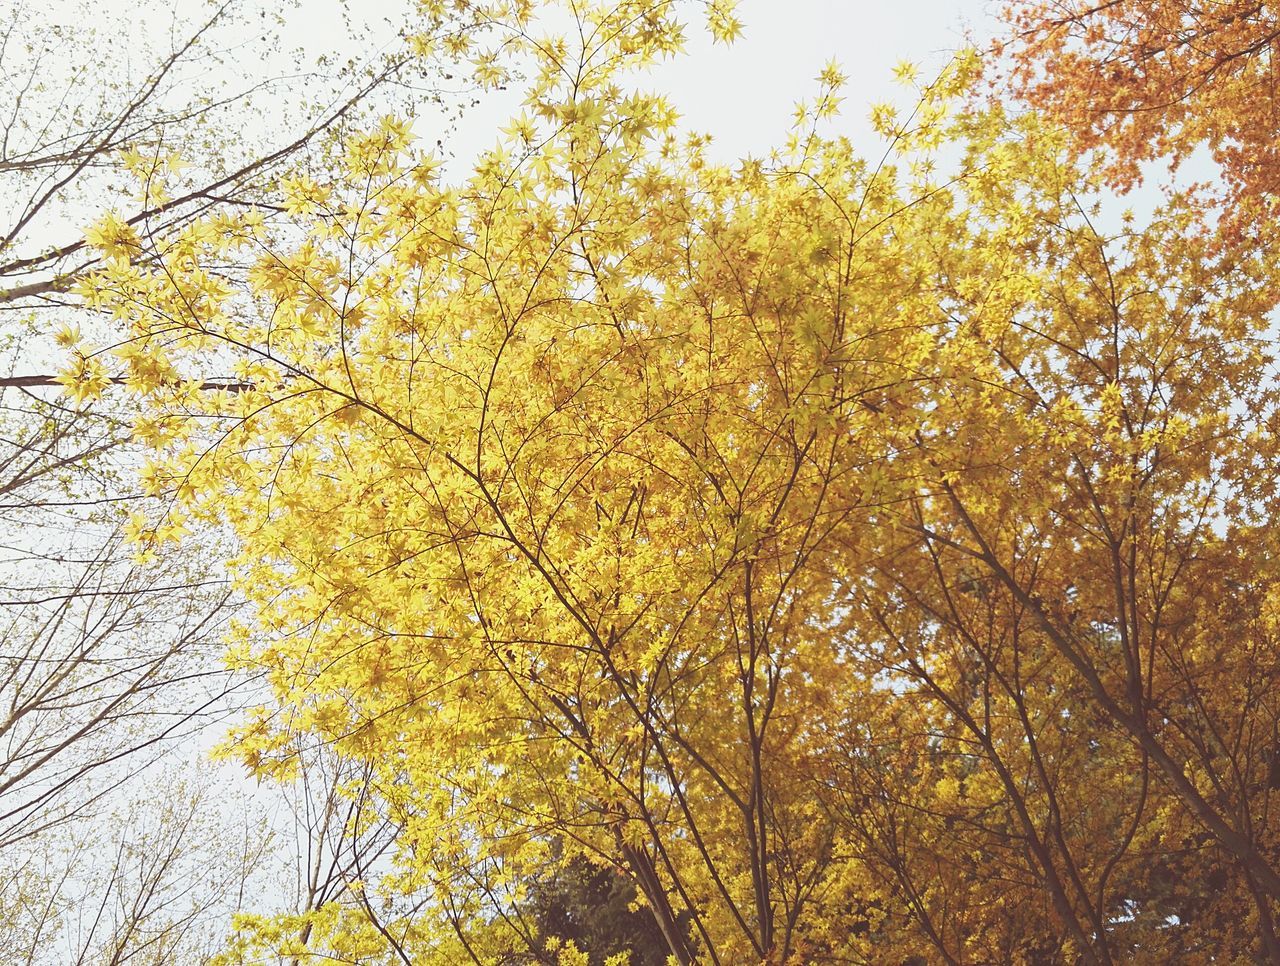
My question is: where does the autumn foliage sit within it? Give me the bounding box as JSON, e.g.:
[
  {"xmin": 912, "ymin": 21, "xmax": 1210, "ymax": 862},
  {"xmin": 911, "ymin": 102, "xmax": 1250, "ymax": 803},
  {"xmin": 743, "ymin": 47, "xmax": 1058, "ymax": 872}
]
[
  {"xmin": 47, "ymin": 0, "xmax": 1280, "ymax": 962},
  {"xmin": 1002, "ymin": 0, "xmax": 1280, "ymax": 218}
]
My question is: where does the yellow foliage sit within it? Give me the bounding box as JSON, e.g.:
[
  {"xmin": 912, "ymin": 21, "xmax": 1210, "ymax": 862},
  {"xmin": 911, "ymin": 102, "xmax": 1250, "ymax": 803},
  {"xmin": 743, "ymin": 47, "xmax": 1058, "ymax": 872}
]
[{"xmin": 82, "ymin": 1, "xmax": 1280, "ymax": 962}]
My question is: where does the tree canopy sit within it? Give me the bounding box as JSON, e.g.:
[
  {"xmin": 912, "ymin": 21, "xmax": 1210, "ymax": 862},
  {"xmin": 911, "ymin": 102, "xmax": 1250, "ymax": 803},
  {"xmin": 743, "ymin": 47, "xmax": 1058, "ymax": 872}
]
[{"xmin": 15, "ymin": 0, "xmax": 1280, "ymax": 962}]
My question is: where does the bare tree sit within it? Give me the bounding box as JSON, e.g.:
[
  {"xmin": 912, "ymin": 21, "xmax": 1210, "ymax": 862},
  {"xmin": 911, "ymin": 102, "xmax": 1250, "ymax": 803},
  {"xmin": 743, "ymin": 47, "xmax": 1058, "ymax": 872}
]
[{"xmin": 2, "ymin": 770, "xmax": 276, "ymax": 966}]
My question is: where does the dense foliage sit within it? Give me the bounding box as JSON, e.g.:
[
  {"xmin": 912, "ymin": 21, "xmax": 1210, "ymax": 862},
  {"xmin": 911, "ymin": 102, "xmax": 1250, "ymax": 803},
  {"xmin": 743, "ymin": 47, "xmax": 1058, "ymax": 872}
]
[{"xmin": 34, "ymin": 0, "xmax": 1280, "ymax": 961}]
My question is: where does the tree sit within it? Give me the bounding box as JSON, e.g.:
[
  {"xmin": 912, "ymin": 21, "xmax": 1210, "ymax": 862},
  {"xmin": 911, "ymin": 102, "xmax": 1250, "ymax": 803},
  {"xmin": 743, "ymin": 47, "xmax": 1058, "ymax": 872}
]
[
  {"xmin": 70, "ymin": 1, "xmax": 965, "ymax": 952},
  {"xmin": 835, "ymin": 143, "xmax": 1280, "ymax": 959},
  {"xmin": 1, "ymin": 771, "xmax": 278, "ymax": 966},
  {"xmin": 0, "ymin": 0, "xmax": 502, "ymax": 957},
  {"xmin": 999, "ymin": 0, "xmax": 1280, "ymax": 222},
  {"xmin": 68, "ymin": 0, "xmax": 1280, "ymax": 961}
]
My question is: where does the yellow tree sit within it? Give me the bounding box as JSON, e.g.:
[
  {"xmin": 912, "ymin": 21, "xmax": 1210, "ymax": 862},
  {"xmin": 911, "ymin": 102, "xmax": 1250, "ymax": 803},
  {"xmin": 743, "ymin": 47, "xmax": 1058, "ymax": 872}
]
[
  {"xmin": 75, "ymin": 2, "xmax": 970, "ymax": 954},
  {"xmin": 72, "ymin": 0, "xmax": 1280, "ymax": 961}
]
